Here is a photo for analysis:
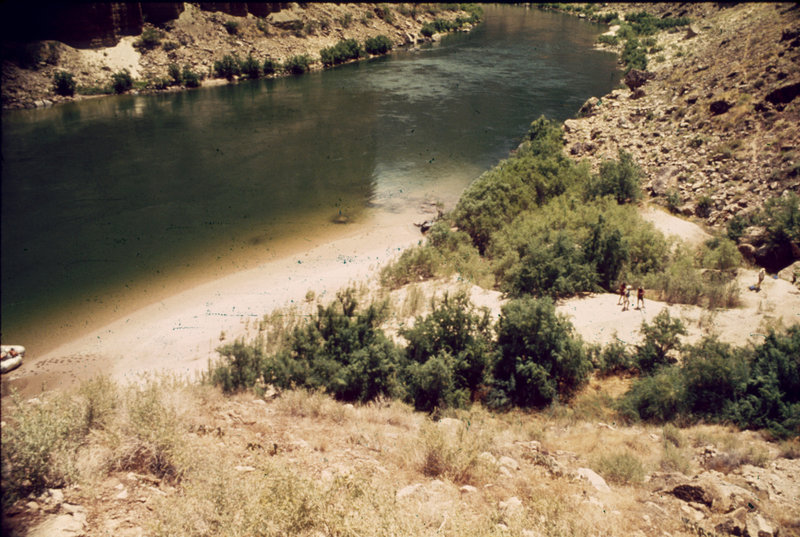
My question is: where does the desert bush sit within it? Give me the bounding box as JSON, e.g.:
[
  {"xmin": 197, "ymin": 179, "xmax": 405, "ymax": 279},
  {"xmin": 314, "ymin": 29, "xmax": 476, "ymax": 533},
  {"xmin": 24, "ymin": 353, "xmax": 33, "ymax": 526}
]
[
  {"xmin": 660, "ymin": 442, "xmax": 691, "ymax": 474},
  {"xmin": 635, "ymin": 309, "xmax": 687, "ymax": 374},
  {"xmin": 108, "ymin": 379, "xmax": 186, "ymax": 481},
  {"xmin": 263, "ymin": 58, "xmax": 277, "ymax": 75},
  {"xmin": 730, "ymin": 326, "xmax": 800, "ymax": 438},
  {"xmin": 214, "ymin": 54, "xmax": 240, "ymax": 80},
  {"xmin": 135, "ymin": 27, "xmax": 162, "ymax": 51},
  {"xmin": 238, "ymin": 54, "xmax": 262, "ymax": 79},
  {"xmin": 401, "ymin": 292, "xmax": 493, "ymax": 410},
  {"xmin": 182, "ymin": 66, "xmax": 201, "ymax": 88},
  {"xmin": 421, "ymin": 22, "xmax": 435, "ymax": 37},
  {"xmin": 110, "ymin": 69, "xmax": 133, "ymax": 94},
  {"xmin": 283, "ymin": 54, "xmax": 312, "ymax": 74},
  {"xmin": 53, "ymin": 70, "xmax": 76, "ymax": 96},
  {"xmin": 681, "ymin": 337, "xmax": 749, "ymax": 420},
  {"xmin": 490, "ymin": 297, "xmax": 590, "ymax": 409},
  {"xmin": 320, "ymin": 38, "xmax": 362, "ymax": 67},
  {"xmin": 1, "ymin": 393, "xmax": 84, "ymax": 506},
  {"xmin": 586, "ymin": 150, "xmax": 643, "ymax": 204},
  {"xmin": 223, "ymin": 20, "xmax": 239, "ymax": 35},
  {"xmin": 662, "ymin": 423, "xmax": 685, "ymax": 448},
  {"xmin": 167, "ymin": 63, "xmax": 182, "ymax": 85},
  {"xmin": 617, "ymin": 365, "xmax": 686, "ymax": 423},
  {"xmin": 597, "ymin": 34, "xmax": 619, "ymax": 46},
  {"xmin": 595, "ymin": 337, "xmax": 637, "ymax": 376},
  {"xmin": 380, "ymin": 243, "xmax": 443, "ymax": 288},
  {"xmin": 374, "ymin": 4, "xmax": 394, "ymax": 23},
  {"xmin": 594, "ymin": 451, "xmax": 645, "ymax": 485},
  {"xmin": 260, "ymin": 288, "xmax": 403, "ymax": 403},
  {"xmin": 453, "ymin": 116, "xmax": 580, "ymax": 253},
  {"xmin": 625, "ymin": 11, "xmax": 690, "ymax": 36},
  {"xmin": 162, "ymin": 40, "xmax": 179, "ymax": 52},
  {"xmin": 364, "ymin": 34, "xmax": 393, "ymax": 55},
  {"xmin": 620, "ymin": 38, "xmax": 647, "ymax": 73},
  {"xmin": 418, "ymin": 419, "xmax": 492, "ymax": 484}
]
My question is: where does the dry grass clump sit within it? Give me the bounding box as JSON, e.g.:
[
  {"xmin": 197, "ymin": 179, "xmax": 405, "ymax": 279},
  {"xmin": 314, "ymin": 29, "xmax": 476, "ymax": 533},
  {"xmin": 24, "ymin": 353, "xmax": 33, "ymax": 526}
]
[
  {"xmin": 417, "ymin": 418, "xmax": 494, "ymax": 485},
  {"xmin": 593, "ymin": 451, "xmax": 646, "ymax": 485}
]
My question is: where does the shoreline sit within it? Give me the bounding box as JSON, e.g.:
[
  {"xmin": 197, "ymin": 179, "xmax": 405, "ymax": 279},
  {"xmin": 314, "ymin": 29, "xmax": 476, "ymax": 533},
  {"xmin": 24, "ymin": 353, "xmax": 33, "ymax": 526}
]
[{"xmin": 3, "ymin": 211, "xmax": 427, "ymax": 398}]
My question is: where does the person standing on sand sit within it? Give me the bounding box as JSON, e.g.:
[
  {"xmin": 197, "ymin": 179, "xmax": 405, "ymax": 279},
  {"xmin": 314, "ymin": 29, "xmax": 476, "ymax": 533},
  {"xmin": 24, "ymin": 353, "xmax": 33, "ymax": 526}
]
[
  {"xmin": 636, "ymin": 287, "xmax": 645, "ymax": 310},
  {"xmin": 617, "ymin": 282, "xmax": 626, "ymax": 305},
  {"xmin": 757, "ymin": 267, "xmax": 766, "ymax": 291},
  {"xmin": 622, "ymin": 285, "xmax": 631, "ymax": 311}
]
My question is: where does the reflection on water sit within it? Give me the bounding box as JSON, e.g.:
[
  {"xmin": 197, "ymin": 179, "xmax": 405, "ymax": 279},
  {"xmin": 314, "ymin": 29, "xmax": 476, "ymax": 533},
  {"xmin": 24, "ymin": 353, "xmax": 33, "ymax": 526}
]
[{"xmin": 1, "ymin": 6, "xmax": 620, "ymax": 352}]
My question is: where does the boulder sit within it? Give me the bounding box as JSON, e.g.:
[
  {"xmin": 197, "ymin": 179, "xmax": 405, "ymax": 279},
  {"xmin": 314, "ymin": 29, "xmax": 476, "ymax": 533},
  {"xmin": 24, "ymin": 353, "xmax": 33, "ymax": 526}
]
[
  {"xmin": 746, "ymin": 514, "xmax": 776, "ymax": 537},
  {"xmin": 624, "ymin": 69, "xmax": 655, "ymax": 90},
  {"xmin": 631, "ymin": 88, "xmax": 646, "ymax": 99},
  {"xmin": 669, "ymin": 483, "xmax": 713, "ymax": 507},
  {"xmin": 577, "ymin": 468, "xmax": 611, "ymax": 492},
  {"xmin": 685, "ymin": 25, "xmax": 700, "ymax": 39},
  {"xmin": 778, "ymin": 260, "xmax": 800, "ymax": 283},
  {"xmin": 578, "ymin": 96, "xmax": 600, "ymax": 117},
  {"xmin": 738, "ymin": 243, "xmax": 757, "ymax": 263},
  {"xmin": 765, "ymin": 81, "xmax": 800, "ymax": 105},
  {"xmin": 709, "ymin": 99, "xmax": 732, "ymax": 115}
]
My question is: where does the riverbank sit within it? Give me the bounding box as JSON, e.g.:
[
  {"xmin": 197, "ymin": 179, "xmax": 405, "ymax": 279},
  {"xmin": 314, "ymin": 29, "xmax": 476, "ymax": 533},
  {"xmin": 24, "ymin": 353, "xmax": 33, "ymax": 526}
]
[{"xmin": 2, "ymin": 3, "xmax": 476, "ymax": 109}]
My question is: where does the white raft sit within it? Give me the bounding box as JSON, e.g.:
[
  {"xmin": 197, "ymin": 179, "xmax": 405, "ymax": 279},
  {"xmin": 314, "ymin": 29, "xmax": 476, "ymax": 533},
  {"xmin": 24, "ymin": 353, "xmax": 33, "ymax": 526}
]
[{"xmin": 1, "ymin": 345, "xmax": 25, "ymax": 373}]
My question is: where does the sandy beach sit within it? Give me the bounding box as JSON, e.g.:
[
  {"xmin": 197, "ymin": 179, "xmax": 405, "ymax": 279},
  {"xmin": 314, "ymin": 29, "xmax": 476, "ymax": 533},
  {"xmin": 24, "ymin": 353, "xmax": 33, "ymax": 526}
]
[{"xmin": 2, "ymin": 208, "xmax": 428, "ymax": 397}]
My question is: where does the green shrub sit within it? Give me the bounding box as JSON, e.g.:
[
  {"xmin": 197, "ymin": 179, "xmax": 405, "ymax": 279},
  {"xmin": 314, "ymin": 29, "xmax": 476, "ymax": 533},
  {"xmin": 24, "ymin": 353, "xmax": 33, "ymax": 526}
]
[
  {"xmin": 617, "ymin": 365, "xmax": 686, "ymax": 423},
  {"xmin": 597, "ymin": 34, "xmax": 619, "ymax": 46},
  {"xmin": 135, "ymin": 27, "xmax": 162, "ymax": 51},
  {"xmin": 420, "ymin": 23, "xmax": 435, "ymax": 37},
  {"xmin": 730, "ymin": 326, "xmax": 800, "ymax": 438},
  {"xmin": 635, "ymin": 309, "xmax": 687, "ymax": 374},
  {"xmin": 699, "ymin": 237, "xmax": 742, "ymax": 271},
  {"xmin": 214, "ymin": 54, "xmax": 241, "ymax": 80},
  {"xmin": 681, "ymin": 337, "xmax": 749, "ymax": 420},
  {"xmin": 320, "ymin": 39, "xmax": 362, "ymax": 67},
  {"xmin": 596, "ymin": 12, "xmax": 619, "ymax": 24},
  {"xmin": 375, "ymin": 4, "xmax": 394, "ymax": 24},
  {"xmin": 167, "ymin": 63, "xmax": 182, "ymax": 85},
  {"xmin": 238, "ymin": 54, "xmax": 262, "ymax": 79},
  {"xmin": 182, "ymin": 66, "xmax": 201, "ymax": 88},
  {"xmin": 267, "ymin": 289, "xmax": 402, "ymax": 403},
  {"xmin": 586, "ymin": 150, "xmax": 643, "ymax": 204},
  {"xmin": 402, "ymin": 292, "xmax": 493, "ymax": 410},
  {"xmin": 223, "ymin": 20, "xmax": 239, "ymax": 35},
  {"xmin": 596, "ymin": 337, "xmax": 637, "ymax": 376},
  {"xmin": 621, "ymin": 38, "xmax": 647, "ymax": 73},
  {"xmin": 263, "ymin": 58, "xmax": 277, "ymax": 75},
  {"xmin": 111, "ymin": 69, "xmax": 133, "ymax": 94},
  {"xmin": 490, "ymin": 297, "xmax": 590, "ymax": 409},
  {"xmin": 162, "ymin": 40, "xmax": 179, "ymax": 52},
  {"xmin": 365, "ymin": 34, "xmax": 393, "ymax": 55},
  {"xmin": 380, "ymin": 244, "xmax": 443, "ymax": 288},
  {"xmin": 453, "ymin": 116, "xmax": 577, "ymax": 253},
  {"xmin": 53, "ymin": 70, "xmax": 76, "ymax": 96},
  {"xmin": 284, "ymin": 54, "xmax": 312, "ymax": 75},
  {"xmin": 625, "ymin": 11, "xmax": 690, "ymax": 36}
]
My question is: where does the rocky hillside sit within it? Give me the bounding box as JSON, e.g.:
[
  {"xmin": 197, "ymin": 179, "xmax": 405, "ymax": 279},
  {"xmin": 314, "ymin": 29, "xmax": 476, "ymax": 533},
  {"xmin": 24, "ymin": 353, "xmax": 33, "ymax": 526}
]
[
  {"xmin": 1, "ymin": 2, "xmax": 472, "ymax": 109},
  {"xmin": 561, "ymin": 3, "xmax": 799, "ymax": 262}
]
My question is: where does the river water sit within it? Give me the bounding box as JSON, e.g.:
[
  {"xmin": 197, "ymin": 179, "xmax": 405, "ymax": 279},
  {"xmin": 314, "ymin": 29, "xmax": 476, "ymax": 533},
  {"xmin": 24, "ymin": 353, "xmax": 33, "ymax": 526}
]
[{"xmin": 1, "ymin": 6, "xmax": 620, "ymax": 354}]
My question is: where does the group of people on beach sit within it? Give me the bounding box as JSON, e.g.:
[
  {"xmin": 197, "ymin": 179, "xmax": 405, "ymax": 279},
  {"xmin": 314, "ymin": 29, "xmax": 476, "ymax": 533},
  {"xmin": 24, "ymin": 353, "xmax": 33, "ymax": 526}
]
[{"xmin": 617, "ymin": 282, "xmax": 644, "ymax": 311}]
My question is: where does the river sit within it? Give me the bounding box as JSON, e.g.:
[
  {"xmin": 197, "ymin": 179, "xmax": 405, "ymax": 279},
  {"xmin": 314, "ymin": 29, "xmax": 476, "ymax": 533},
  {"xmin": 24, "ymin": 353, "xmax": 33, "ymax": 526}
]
[{"xmin": 1, "ymin": 6, "xmax": 620, "ymax": 356}]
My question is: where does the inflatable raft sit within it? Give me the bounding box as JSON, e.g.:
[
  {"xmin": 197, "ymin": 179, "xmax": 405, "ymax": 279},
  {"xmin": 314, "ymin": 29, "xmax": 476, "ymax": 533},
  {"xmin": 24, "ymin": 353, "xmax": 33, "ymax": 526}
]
[{"xmin": 1, "ymin": 345, "xmax": 25, "ymax": 373}]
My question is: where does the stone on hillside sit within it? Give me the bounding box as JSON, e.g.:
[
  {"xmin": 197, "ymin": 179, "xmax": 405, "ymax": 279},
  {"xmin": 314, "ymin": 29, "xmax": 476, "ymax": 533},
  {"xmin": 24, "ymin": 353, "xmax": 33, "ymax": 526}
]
[
  {"xmin": 670, "ymin": 483, "xmax": 713, "ymax": 507},
  {"xmin": 746, "ymin": 514, "xmax": 776, "ymax": 537},
  {"xmin": 765, "ymin": 81, "xmax": 800, "ymax": 104},
  {"xmin": 570, "ymin": 142, "xmax": 596, "ymax": 155},
  {"xmin": 631, "ymin": 88, "xmax": 646, "ymax": 99},
  {"xmin": 479, "ymin": 452, "xmax": 498, "ymax": 466},
  {"xmin": 396, "ymin": 484, "xmax": 422, "ymax": 500},
  {"xmin": 28, "ymin": 513, "xmax": 86, "ymax": 537},
  {"xmin": 577, "ymin": 468, "xmax": 611, "ymax": 492},
  {"xmin": 778, "ymin": 260, "xmax": 800, "ymax": 283},
  {"xmin": 709, "ymin": 99, "xmax": 732, "ymax": 115},
  {"xmin": 499, "ymin": 496, "xmax": 523, "ymax": 515},
  {"xmin": 499, "ymin": 456, "xmax": 520, "ymax": 471},
  {"xmin": 737, "ymin": 243, "xmax": 757, "ymax": 263},
  {"xmin": 624, "ymin": 69, "xmax": 655, "ymax": 90},
  {"xmin": 685, "ymin": 25, "xmax": 700, "ymax": 39},
  {"xmin": 460, "ymin": 485, "xmax": 478, "ymax": 494},
  {"xmin": 578, "ymin": 96, "xmax": 600, "ymax": 117}
]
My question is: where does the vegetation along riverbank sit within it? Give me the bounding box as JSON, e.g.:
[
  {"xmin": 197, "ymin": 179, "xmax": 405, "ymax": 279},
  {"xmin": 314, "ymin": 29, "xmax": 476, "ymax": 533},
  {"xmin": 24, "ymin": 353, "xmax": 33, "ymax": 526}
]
[
  {"xmin": 2, "ymin": 3, "xmax": 799, "ymax": 537},
  {"xmin": 1, "ymin": 3, "xmax": 482, "ymax": 109}
]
